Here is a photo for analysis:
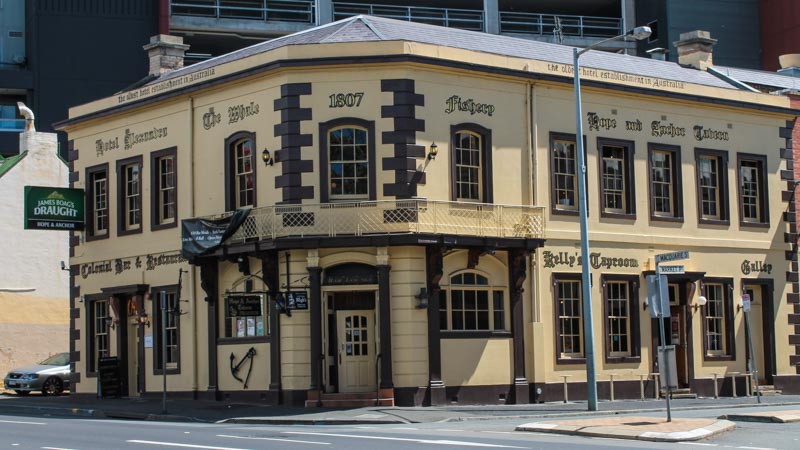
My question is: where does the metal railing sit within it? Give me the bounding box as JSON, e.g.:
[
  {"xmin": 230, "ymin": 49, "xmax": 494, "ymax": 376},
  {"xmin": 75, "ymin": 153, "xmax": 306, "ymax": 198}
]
[
  {"xmin": 333, "ymin": 2, "xmax": 484, "ymax": 31},
  {"xmin": 204, "ymin": 199, "xmax": 545, "ymax": 245},
  {"xmin": 171, "ymin": 0, "xmax": 315, "ymax": 23},
  {"xmin": 499, "ymin": 12, "xmax": 622, "ymax": 38}
]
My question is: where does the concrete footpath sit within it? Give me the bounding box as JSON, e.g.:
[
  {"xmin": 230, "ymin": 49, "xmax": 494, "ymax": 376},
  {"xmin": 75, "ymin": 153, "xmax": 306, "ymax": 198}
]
[
  {"xmin": 1, "ymin": 390, "xmax": 800, "ymax": 428},
  {"xmin": 516, "ymin": 416, "xmax": 735, "ymax": 442}
]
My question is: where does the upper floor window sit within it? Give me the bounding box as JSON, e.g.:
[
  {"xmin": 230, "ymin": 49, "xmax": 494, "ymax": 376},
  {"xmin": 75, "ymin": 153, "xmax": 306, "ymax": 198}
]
[
  {"xmin": 86, "ymin": 164, "xmax": 109, "ymax": 241},
  {"xmin": 451, "ymin": 124, "xmax": 493, "ymax": 203},
  {"xmin": 151, "ymin": 147, "xmax": 177, "ymax": 230},
  {"xmin": 224, "ymin": 132, "xmax": 256, "ymax": 211},
  {"xmin": 648, "ymin": 143, "xmax": 683, "ymax": 222},
  {"xmin": 695, "ymin": 149, "xmax": 729, "ymax": 224},
  {"xmin": 116, "ymin": 156, "xmax": 143, "ymax": 236},
  {"xmin": 737, "ymin": 153, "xmax": 769, "ymax": 227},
  {"xmin": 319, "ymin": 118, "xmax": 376, "ymax": 203},
  {"xmin": 330, "ymin": 126, "xmax": 369, "ymax": 200},
  {"xmin": 550, "ymin": 133, "xmax": 582, "ymax": 215},
  {"xmin": 598, "ymin": 138, "xmax": 635, "ymax": 218},
  {"xmin": 439, "ymin": 272, "xmax": 507, "ymax": 332},
  {"xmin": 0, "ymin": 104, "xmax": 24, "ymax": 132}
]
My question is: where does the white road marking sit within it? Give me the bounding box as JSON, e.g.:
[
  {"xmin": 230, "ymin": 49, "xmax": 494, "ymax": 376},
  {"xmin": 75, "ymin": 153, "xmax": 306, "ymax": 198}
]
[
  {"xmin": 283, "ymin": 431, "xmax": 528, "ymax": 448},
  {"xmin": 217, "ymin": 434, "xmax": 330, "ymax": 445},
  {"xmin": 355, "ymin": 426, "xmax": 376, "ymax": 429},
  {"xmin": 678, "ymin": 443, "xmax": 718, "ymax": 447},
  {"xmin": 127, "ymin": 440, "xmax": 251, "ymax": 450},
  {"xmin": 433, "ymin": 429, "xmax": 464, "ymax": 432},
  {"xmin": 392, "ymin": 427, "xmax": 419, "ymax": 430},
  {"xmin": 736, "ymin": 447, "xmax": 776, "ymax": 450},
  {"xmin": 42, "ymin": 447, "xmax": 78, "ymax": 450},
  {"xmin": 0, "ymin": 419, "xmax": 46, "ymax": 425},
  {"xmin": 481, "ymin": 431, "xmax": 517, "ymax": 435}
]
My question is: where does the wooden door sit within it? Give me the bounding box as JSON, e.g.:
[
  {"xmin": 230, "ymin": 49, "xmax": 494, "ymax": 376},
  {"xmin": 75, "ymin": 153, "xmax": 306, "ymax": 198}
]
[{"xmin": 336, "ymin": 310, "xmax": 376, "ymax": 393}]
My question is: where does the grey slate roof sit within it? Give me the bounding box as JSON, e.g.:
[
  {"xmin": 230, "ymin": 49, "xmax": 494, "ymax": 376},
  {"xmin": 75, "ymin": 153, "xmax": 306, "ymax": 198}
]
[
  {"xmin": 153, "ymin": 15, "xmax": 737, "ymax": 90},
  {"xmin": 714, "ymin": 66, "xmax": 800, "ymax": 91}
]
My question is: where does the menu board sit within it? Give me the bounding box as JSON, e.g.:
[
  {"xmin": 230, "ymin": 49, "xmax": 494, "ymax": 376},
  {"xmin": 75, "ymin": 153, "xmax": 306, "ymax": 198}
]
[{"xmin": 98, "ymin": 356, "xmax": 121, "ymax": 398}]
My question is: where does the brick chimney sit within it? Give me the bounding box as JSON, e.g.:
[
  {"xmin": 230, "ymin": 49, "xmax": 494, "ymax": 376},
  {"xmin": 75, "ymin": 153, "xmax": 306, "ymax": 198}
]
[
  {"xmin": 143, "ymin": 35, "xmax": 190, "ymax": 77},
  {"xmin": 674, "ymin": 30, "xmax": 717, "ymax": 70}
]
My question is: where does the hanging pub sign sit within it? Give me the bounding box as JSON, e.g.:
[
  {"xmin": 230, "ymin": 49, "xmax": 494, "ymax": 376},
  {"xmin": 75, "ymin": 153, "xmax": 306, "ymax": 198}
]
[
  {"xmin": 226, "ymin": 294, "xmax": 263, "ymax": 317},
  {"xmin": 181, "ymin": 209, "xmax": 250, "ymax": 261},
  {"xmin": 23, "ymin": 186, "xmax": 85, "ymax": 230},
  {"xmin": 285, "ymin": 291, "xmax": 308, "ymax": 310}
]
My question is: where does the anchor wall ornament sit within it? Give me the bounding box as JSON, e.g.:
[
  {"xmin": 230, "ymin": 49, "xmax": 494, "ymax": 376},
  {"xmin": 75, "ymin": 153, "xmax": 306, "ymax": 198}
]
[{"xmin": 229, "ymin": 347, "xmax": 256, "ymax": 389}]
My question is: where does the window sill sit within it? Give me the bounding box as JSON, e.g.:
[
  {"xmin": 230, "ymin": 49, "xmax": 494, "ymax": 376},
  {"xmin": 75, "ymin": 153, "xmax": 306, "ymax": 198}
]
[
  {"xmin": 605, "ymin": 356, "xmax": 641, "ymax": 364},
  {"xmin": 551, "ymin": 207, "xmax": 579, "ymax": 217},
  {"xmin": 600, "ymin": 211, "xmax": 636, "ymax": 220},
  {"xmin": 440, "ymin": 330, "xmax": 512, "ymax": 339},
  {"xmin": 739, "ymin": 221, "xmax": 770, "ymax": 229},
  {"xmin": 151, "ymin": 220, "xmax": 178, "ymax": 232},
  {"xmin": 698, "ymin": 218, "xmax": 730, "ymax": 227},
  {"xmin": 703, "ymin": 354, "xmax": 734, "ymax": 362},
  {"xmin": 217, "ymin": 336, "xmax": 270, "ymax": 345},
  {"xmin": 153, "ymin": 368, "xmax": 181, "ymax": 375},
  {"xmin": 85, "ymin": 233, "xmax": 109, "ymax": 242},
  {"xmin": 649, "ymin": 215, "xmax": 684, "ymax": 223},
  {"xmin": 117, "ymin": 227, "xmax": 143, "ymax": 237},
  {"xmin": 556, "ymin": 357, "xmax": 586, "ymax": 365}
]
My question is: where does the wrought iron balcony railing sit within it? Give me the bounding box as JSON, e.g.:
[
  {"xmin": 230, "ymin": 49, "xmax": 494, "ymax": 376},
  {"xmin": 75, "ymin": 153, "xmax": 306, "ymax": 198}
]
[
  {"xmin": 499, "ymin": 12, "xmax": 622, "ymax": 38},
  {"xmin": 171, "ymin": 0, "xmax": 316, "ymax": 23},
  {"xmin": 207, "ymin": 199, "xmax": 545, "ymax": 245},
  {"xmin": 170, "ymin": 1, "xmax": 622, "ymax": 40},
  {"xmin": 333, "ymin": 2, "xmax": 484, "ymax": 31}
]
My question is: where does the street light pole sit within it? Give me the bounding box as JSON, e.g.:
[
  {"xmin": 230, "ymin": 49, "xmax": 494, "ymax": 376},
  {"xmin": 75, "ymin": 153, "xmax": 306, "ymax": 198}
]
[{"xmin": 573, "ymin": 26, "xmax": 651, "ymax": 412}]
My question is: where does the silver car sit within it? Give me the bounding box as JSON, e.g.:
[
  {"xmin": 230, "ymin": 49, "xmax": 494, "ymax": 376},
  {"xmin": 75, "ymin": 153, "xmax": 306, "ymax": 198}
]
[{"xmin": 3, "ymin": 353, "xmax": 70, "ymax": 396}]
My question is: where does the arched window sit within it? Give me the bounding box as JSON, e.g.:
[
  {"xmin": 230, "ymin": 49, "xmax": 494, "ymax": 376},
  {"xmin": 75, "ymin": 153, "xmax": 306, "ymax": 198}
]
[
  {"xmin": 450, "ymin": 124, "xmax": 492, "ymax": 203},
  {"xmin": 439, "ymin": 272, "xmax": 507, "ymax": 331},
  {"xmin": 224, "ymin": 131, "xmax": 256, "ymax": 211}
]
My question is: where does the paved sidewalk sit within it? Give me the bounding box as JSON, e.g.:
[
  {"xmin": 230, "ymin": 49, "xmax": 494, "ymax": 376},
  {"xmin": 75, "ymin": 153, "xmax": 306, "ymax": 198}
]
[
  {"xmin": 1, "ymin": 390, "xmax": 800, "ymax": 425},
  {"xmin": 719, "ymin": 409, "xmax": 800, "ymax": 423},
  {"xmin": 516, "ymin": 416, "xmax": 735, "ymax": 442}
]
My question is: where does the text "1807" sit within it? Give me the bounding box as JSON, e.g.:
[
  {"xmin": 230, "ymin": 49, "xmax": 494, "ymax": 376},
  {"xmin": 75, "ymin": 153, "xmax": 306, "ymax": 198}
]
[{"xmin": 329, "ymin": 93, "xmax": 364, "ymax": 108}]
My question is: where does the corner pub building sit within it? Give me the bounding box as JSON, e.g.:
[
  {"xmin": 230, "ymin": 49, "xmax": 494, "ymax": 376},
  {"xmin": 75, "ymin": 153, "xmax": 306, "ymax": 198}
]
[{"xmin": 57, "ymin": 16, "xmax": 799, "ymax": 406}]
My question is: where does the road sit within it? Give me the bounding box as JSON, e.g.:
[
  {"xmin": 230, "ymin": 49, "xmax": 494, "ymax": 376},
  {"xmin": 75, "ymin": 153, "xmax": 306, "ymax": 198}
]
[{"xmin": 1, "ymin": 405, "xmax": 799, "ymax": 449}]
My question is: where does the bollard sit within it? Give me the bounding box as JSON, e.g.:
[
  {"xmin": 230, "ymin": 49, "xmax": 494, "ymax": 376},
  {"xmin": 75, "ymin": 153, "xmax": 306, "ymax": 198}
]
[
  {"xmin": 650, "ymin": 373, "xmax": 661, "ymax": 399},
  {"xmin": 609, "ymin": 374, "xmax": 615, "ymax": 401},
  {"xmin": 561, "ymin": 375, "xmax": 571, "ymax": 403},
  {"xmin": 639, "ymin": 374, "xmax": 646, "ymax": 401},
  {"xmin": 712, "ymin": 373, "xmax": 719, "ymax": 399},
  {"xmin": 729, "ymin": 372, "xmax": 740, "ymax": 398}
]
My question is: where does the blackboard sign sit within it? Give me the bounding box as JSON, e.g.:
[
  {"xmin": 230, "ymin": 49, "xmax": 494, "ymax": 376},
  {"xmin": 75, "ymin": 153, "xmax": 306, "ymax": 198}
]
[
  {"xmin": 286, "ymin": 291, "xmax": 308, "ymax": 310},
  {"xmin": 98, "ymin": 356, "xmax": 121, "ymax": 398},
  {"xmin": 226, "ymin": 295, "xmax": 263, "ymax": 317}
]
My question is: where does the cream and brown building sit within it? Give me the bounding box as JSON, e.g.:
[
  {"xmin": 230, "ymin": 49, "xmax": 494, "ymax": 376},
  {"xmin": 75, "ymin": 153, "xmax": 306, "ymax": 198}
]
[{"xmin": 56, "ymin": 16, "xmax": 799, "ymax": 405}]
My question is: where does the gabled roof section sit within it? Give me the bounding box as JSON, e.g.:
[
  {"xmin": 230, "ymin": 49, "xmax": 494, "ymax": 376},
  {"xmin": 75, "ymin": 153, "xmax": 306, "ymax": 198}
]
[
  {"xmin": 0, "ymin": 151, "xmax": 28, "ymax": 180},
  {"xmin": 151, "ymin": 15, "xmax": 734, "ymax": 91}
]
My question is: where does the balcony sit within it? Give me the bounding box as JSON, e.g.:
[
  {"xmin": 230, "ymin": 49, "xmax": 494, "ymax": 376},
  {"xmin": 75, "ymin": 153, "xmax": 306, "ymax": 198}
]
[
  {"xmin": 171, "ymin": 0, "xmax": 316, "ymax": 23},
  {"xmin": 499, "ymin": 12, "xmax": 622, "ymax": 38},
  {"xmin": 333, "ymin": 2, "xmax": 484, "ymax": 31},
  {"xmin": 205, "ymin": 199, "xmax": 545, "ymax": 246},
  {"xmin": 169, "ymin": 1, "xmax": 622, "ymax": 38}
]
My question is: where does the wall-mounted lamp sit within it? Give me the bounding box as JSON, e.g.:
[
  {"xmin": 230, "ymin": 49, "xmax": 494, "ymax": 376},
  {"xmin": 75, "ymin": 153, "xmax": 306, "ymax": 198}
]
[
  {"xmin": 60, "ymin": 261, "xmax": 70, "ymax": 272},
  {"xmin": 414, "ymin": 287, "xmax": 429, "ymax": 309},
  {"xmin": 427, "ymin": 142, "xmax": 438, "ymax": 161},
  {"xmin": 262, "ymin": 148, "xmax": 273, "ymax": 166},
  {"xmin": 693, "ymin": 295, "xmax": 707, "ymax": 312},
  {"xmin": 138, "ymin": 314, "xmax": 150, "ymax": 328},
  {"xmin": 105, "ymin": 317, "xmax": 116, "ymax": 330},
  {"xmin": 642, "ymin": 298, "xmax": 649, "ymax": 311}
]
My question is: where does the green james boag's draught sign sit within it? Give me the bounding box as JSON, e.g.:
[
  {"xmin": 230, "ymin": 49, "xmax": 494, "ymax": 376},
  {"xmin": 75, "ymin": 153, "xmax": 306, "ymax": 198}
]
[{"xmin": 24, "ymin": 186, "xmax": 85, "ymax": 230}]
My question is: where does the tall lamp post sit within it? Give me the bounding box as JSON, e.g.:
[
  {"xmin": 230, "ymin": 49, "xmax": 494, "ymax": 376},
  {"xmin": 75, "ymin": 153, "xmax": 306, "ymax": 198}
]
[{"xmin": 573, "ymin": 26, "xmax": 651, "ymax": 412}]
